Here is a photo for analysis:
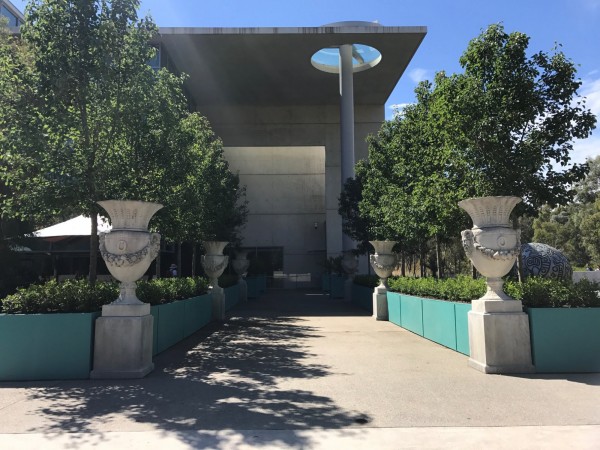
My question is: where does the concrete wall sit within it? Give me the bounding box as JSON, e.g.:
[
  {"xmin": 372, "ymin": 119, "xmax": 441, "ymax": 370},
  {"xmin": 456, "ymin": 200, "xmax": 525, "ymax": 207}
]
[{"xmin": 200, "ymin": 104, "xmax": 384, "ymax": 276}]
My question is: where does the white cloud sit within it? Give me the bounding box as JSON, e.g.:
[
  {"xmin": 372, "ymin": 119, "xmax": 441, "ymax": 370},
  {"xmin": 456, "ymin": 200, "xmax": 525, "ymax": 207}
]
[{"xmin": 408, "ymin": 68, "xmax": 431, "ymax": 84}]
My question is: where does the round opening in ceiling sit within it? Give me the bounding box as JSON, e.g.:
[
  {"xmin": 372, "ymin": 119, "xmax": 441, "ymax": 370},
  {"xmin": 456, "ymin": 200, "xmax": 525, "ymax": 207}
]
[{"xmin": 311, "ymin": 44, "xmax": 382, "ymax": 74}]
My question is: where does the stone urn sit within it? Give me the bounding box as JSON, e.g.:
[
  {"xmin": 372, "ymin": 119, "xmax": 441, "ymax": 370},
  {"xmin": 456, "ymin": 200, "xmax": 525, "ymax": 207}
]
[
  {"xmin": 458, "ymin": 196, "xmax": 533, "ymax": 374},
  {"xmin": 232, "ymin": 250, "xmax": 250, "ymax": 303},
  {"xmin": 201, "ymin": 241, "xmax": 229, "ymax": 320},
  {"xmin": 369, "ymin": 241, "xmax": 397, "ymax": 320},
  {"xmin": 458, "ymin": 196, "xmax": 521, "ymax": 301},
  {"xmin": 231, "ymin": 250, "xmax": 250, "ymax": 279},
  {"xmin": 98, "ymin": 200, "xmax": 162, "ymax": 305},
  {"xmin": 92, "ymin": 199, "xmax": 162, "ymax": 380}
]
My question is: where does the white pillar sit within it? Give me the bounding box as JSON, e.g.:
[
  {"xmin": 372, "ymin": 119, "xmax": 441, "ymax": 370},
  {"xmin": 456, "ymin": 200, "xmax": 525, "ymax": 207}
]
[{"xmin": 339, "ymin": 44, "xmax": 355, "ymax": 252}]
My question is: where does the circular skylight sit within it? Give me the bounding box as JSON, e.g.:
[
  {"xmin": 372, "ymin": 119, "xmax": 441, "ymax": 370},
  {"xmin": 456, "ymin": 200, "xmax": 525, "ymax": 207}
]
[{"xmin": 311, "ymin": 44, "xmax": 382, "ymax": 74}]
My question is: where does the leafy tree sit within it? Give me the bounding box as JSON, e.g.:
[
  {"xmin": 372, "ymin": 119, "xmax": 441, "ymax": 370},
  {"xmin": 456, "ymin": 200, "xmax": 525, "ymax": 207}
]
[
  {"xmin": 580, "ymin": 198, "xmax": 600, "ymax": 266},
  {"xmin": 434, "ymin": 24, "xmax": 596, "ymax": 214}
]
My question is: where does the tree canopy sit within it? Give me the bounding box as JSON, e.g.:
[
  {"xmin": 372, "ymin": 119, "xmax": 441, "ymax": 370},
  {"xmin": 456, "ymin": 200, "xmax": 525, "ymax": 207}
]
[{"xmin": 0, "ymin": 0, "xmax": 246, "ymax": 282}]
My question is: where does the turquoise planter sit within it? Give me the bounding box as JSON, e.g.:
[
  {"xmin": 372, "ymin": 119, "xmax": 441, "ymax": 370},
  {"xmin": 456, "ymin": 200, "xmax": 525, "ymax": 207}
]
[
  {"xmin": 386, "ymin": 292, "xmax": 471, "ymax": 356},
  {"xmin": 322, "ymin": 274, "xmax": 330, "ymax": 292},
  {"xmin": 224, "ymin": 284, "xmax": 240, "ymax": 311},
  {"xmin": 454, "ymin": 303, "xmax": 471, "ymax": 356},
  {"xmin": 247, "ymin": 277, "xmax": 260, "ymax": 299},
  {"xmin": 330, "ymin": 275, "xmax": 345, "ymax": 298},
  {"xmin": 387, "ymin": 292, "xmax": 401, "ymax": 326},
  {"xmin": 422, "ymin": 298, "xmax": 456, "ymax": 350},
  {"xmin": 155, "ymin": 300, "xmax": 185, "ymax": 354},
  {"xmin": 183, "ymin": 295, "xmax": 212, "ymax": 337},
  {"xmin": 351, "ymin": 284, "xmax": 373, "ymax": 313},
  {"xmin": 0, "ymin": 312, "xmax": 99, "ymax": 380},
  {"xmin": 150, "ymin": 305, "xmax": 159, "ymax": 356},
  {"xmin": 400, "ymin": 295, "xmax": 424, "ymax": 336},
  {"xmin": 528, "ymin": 308, "xmax": 600, "ymax": 373}
]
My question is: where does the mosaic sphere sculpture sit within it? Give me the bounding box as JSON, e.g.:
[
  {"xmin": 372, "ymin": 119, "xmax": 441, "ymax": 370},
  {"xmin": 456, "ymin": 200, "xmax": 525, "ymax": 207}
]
[{"xmin": 520, "ymin": 243, "xmax": 572, "ymax": 280}]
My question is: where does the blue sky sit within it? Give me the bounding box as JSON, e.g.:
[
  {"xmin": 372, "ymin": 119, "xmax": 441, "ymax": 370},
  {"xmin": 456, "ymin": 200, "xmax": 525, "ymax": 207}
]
[{"xmin": 12, "ymin": 0, "xmax": 600, "ymax": 164}]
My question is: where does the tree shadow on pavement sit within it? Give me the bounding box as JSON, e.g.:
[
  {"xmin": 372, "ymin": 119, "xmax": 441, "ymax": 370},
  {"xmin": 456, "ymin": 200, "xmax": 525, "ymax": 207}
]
[{"xmin": 25, "ymin": 314, "xmax": 372, "ymax": 449}]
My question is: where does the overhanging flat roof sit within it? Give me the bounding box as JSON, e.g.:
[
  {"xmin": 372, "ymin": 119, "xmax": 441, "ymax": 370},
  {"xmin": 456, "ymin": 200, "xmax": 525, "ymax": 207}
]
[{"xmin": 157, "ymin": 25, "xmax": 427, "ymax": 107}]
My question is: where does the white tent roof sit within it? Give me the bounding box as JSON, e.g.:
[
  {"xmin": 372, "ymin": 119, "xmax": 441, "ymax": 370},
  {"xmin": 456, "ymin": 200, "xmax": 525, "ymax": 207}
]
[{"xmin": 34, "ymin": 215, "xmax": 111, "ymax": 237}]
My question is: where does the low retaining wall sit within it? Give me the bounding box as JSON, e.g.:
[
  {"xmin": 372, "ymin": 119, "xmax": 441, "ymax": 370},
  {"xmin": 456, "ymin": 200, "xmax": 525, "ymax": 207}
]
[
  {"xmin": 247, "ymin": 275, "xmax": 266, "ymax": 299},
  {"xmin": 528, "ymin": 308, "xmax": 600, "ymax": 373},
  {"xmin": 386, "ymin": 292, "xmax": 471, "ymax": 355},
  {"xmin": 322, "ymin": 274, "xmax": 345, "ymax": 298},
  {"xmin": 225, "ymin": 284, "xmax": 240, "ymax": 311},
  {"xmin": 351, "ymin": 283, "xmax": 374, "ymax": 314},
  {"xmin": 151, "ymin": 294, "xmax": 213, "ymax": 355},
  {"xmin": 0, "ymin": 312, "xmax": 100, "ymax": 380}
]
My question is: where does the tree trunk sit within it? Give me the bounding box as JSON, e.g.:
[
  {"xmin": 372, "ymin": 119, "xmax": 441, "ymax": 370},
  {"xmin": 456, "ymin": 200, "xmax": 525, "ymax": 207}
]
[
  {"xmin": 177, "ymin": 241, "xmax": 182, "ymax": 277},
  {"xmin": 435, "ymin": 235, "xmax": 441, "ymax": 279},
  {"xmin": 516, "ymin": 251, "xmax": 524, "ymax": 284},
  {"xmin": 89, "ymin": 213, "xmax": 98, "ymax": 285},
  {"xmin": 191, "ymin": 244, "xmax": 197, "ymax": 277},
  {"xmin": 401, "ymin": 251, "xmax": 406, "ymax": 277},
  {"xmin": 472, "ymin": 263, "xmax": 477, "ymax": 279}
]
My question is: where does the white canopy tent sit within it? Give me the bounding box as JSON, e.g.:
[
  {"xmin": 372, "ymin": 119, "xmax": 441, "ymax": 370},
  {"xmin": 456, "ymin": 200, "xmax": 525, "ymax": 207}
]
[{"xmin": 34, "ymin": 215, "xmax": 111, "ymax": 238}]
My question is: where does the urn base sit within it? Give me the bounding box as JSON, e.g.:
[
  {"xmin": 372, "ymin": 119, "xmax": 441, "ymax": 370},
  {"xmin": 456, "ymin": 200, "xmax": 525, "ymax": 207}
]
[
  {"xmin": 91, "ymin": 313, "xmax": 154, "ymax": 379},
  {"xmin": 372, "ymin": 284, "xmax": 389, "ymax": 321},
  {"xmin": 468, "ymin": 302, "xmax": 534, "ymax": 374}
]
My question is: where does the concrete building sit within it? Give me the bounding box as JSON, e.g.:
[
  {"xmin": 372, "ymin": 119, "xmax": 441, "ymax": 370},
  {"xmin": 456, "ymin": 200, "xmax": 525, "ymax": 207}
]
[
  {"xmin": 155, "ymin": 23, "xmax": 426, "ymax": 282},
  {"xmin": 0, "ymin": 0, "xmax": 24, "ymax": 28}
]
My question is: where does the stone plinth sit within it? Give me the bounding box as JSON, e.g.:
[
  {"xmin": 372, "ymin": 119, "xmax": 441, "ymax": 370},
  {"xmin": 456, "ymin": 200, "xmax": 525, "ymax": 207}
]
[
  {"xmin": 372, "ymin": 285, "xmax": 389, "ymax": 321},
  {"xmin": 467, "ymin": 299, "xmax": 534, "ymax": 374},
  {"xmin": 90, "ymin": 306, "xmax": 154, "ymax": 379}
]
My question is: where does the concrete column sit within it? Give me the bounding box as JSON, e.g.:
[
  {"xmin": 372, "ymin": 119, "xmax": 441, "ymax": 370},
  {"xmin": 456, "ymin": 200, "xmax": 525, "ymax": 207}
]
[{"xmin": 339, "ymin": 44, "xmax": 355, "ymax": 252}]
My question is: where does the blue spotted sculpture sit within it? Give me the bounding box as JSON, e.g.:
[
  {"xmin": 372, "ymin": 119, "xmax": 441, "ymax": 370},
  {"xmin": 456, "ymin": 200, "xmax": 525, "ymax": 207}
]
[{"xmin": 520, "ymin": 243, "xmax": 572, "ymax": 280}]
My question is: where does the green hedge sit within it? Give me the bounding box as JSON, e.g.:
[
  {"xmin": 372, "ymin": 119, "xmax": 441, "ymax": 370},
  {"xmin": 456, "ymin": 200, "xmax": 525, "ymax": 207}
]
[
  {"xmin": 504, "ymin": 278, "xmax": 600, "ymax": 308},
  {"xmin": 387, "ymin": 276, "xmax": 486, "ymax": 303},
  {"xmin": 1, "ymin": 277, "xmax": 209, "ymax": 314}
]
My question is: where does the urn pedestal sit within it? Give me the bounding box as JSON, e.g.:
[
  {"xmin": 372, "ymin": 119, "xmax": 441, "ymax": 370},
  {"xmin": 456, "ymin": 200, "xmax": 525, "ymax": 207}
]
[
  {"xmin": 369, "ymin": 241, "xmax": 397, "ymax": 321},
  {"xmin": 459, "ymin": 196, "xmax": 534, "ymax": 374},
  {"xmin": 232, "ymin": 250, "xmax": 250, "ymax": 303},
  {"xmin": 201, "ymin": 241, "xmax": 229, "ymax": 321},
  {"xmin": 91, "ymin": 200, "xmax": 162, "ymax": 379}
]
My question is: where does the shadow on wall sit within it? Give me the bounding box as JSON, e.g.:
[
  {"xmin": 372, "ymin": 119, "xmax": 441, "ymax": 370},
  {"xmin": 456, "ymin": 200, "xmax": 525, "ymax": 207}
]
[{"xmin": 23, "ymin": 315, "xmax": 371, "ymax": 448}]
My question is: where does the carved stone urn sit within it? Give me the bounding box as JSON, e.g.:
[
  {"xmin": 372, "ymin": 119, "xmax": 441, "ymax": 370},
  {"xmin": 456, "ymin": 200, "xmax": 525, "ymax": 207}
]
[
  {"xmin": 458, "ymin": 196, "xmax": 533, "ymax": 374},
  {"xmin": 458, "ymin": 196, "xmax": 521, "ymax": 301},
  {"xmin": 232, "ymin": 250, "xmax": 250, "ymax": 303},
  {"xmin": 369, "ymin": 240, "xmax": 397, "ymax": 320},
  {"xmin": 92, "ymin": 200, "xmax": 162, "ymax": 380},
  {"xmin": 98, "ymin": 200, "xmax": 162, "ymax": 305},
  {"xmin": 201, "ymin": 241, "xmax": 229, "ymax": 320}
]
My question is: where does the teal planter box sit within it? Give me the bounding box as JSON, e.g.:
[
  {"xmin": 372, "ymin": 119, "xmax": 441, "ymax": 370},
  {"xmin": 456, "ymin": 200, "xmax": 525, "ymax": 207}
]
[
  {"xmin": 0, "ymin": 312, "xmax": 99, "ymax": 380},
  {"xmin": 351, "ymin": 284, "xmax": 373, "ymax": 314},
  {"xmin": 386, "ymin": 292, "xmax": 471, "ymax": 356},
  {"xmin": 247, "ymin": 277, "xmax": 260, "ymax": 299},
  {"xmin": 151, "ymin": 305, "xmax": 159, "ymax": 356},
  {"xmin": 330, "ymin": 275, "xmax": 345, "ymax": 299},
  {"xmin": 454, "ymin": 303, "xmax": 471, "ymax": 356},
  {"xmin": 528, "ymin": 308, "xmax": 600, "ymax": 373},
  {"xmin": 225, "ymin": 284, "xmax": 240, "ymax": 311},
  {"xmin": 400, "ymin": 295, "xmax": 424, "ymax": 336},
  {"xmin": 322, "ymin": 274, "xmax": 330, "ymax": 292},
  {"xmin": 155, "ymin": 300, "xmax": 185, "ymax": 354},
  {"xmin": 183, "ymin": 295, "xmax": 212, "ymax": 337},
  {"xmin": 387, "ymin": 292, "xmax": 401, "ymax": 326},
  {"xmin": 422, "ymin": 298, "xmax": 457, "ymax": 351}
]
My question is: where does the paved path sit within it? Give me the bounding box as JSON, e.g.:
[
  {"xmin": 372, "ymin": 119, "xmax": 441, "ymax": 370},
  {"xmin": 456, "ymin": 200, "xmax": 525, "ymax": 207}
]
[{"xmin": 1, "ymin": 290, "xmax": 599, "ymax": 448}]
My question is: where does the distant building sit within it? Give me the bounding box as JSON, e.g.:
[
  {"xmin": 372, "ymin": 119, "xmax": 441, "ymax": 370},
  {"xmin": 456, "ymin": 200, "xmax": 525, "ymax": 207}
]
[{"xmin": 0, "ymin": 0, "xmax": 24, "ymax": 27}]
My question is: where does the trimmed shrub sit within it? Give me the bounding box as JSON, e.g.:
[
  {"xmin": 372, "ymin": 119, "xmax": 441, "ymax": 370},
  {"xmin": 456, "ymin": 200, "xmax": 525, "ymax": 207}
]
[
  {"xmin": 504, "ymin": 278, "xmax": 600, "ymax": 308},
  {"xmin": 353, "ymin": 274, "xmax": 379, "ymax": 288},
  {"xmin": 387, "ymin": 276, "xmax": 486, "ymax": 303},
  {"xmin": 1, "ymin": 277, "xmax": 209, "ymax": 314}
]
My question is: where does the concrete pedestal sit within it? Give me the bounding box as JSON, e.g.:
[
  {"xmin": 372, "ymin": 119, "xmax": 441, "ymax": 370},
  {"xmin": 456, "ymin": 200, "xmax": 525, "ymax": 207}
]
[
  {"xmin": 468, "ymin": 299, "xmax": 534, "ymax": 374},
  {"xmin": 91, "ymin": 303, "xmax": 154, "ymax": 379},
  {"xmin": 373, "ymin": 285, "xmax": 389, "ymax": 321},
  {"xmin": 211, "ymin": 287, "xmax": 225, "ymax": 321}
]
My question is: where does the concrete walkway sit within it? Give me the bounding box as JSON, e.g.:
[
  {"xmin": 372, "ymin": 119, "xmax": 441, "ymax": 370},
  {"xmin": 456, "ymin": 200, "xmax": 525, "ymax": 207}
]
[{"xmin": 1, "ymin": 290, "xmax": 599, "ymax": 449}]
